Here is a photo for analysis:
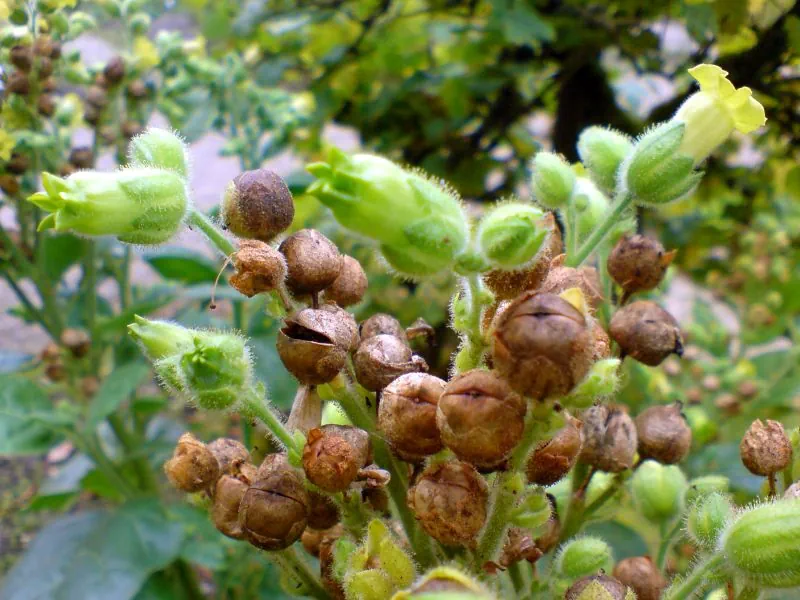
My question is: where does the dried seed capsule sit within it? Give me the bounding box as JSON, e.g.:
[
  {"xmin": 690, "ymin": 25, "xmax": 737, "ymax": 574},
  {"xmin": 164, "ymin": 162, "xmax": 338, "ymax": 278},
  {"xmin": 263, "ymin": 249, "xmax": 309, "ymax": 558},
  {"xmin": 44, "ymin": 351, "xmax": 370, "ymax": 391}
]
[
  {"xmin": 500, "ymin": 527, "xmax": 543, "ymax": 567},
  {"xmin": 229, "ymin": 239, "xmax": 287, "ymax": 297},
  {"xmin": 353, "ymin": 334, "xmax": 427, "ymax": 391},
  {"xmin": 437, "ymin": 369, "xmax": 526, "ymax": 470},
  {"xmin": 103, "ymin": 56, "xmax": 126, "ymax": 86},
  {"xmin": 239, "ymin": 469, "xmax": 309, "ymax": 550},
  {"xmin": 566, "ymin": 574, "xmax": 636, "ymax": 600},
  {"xmin": 277, "ymin": 307, "xmax": 358, "ymax": 384},
  {"xmin": 635, "ymin": 403, "xmax": 692, "ymax": 464},
  {"xmin": 492, "ymin": 291, "xmax": 594, "ymax": 400},
  {"xmin": 211, "ymin": 464, "xmax": 257, "ymax": 540},
  {"xmin": 406, "ymin": 460, "xmax": 488, "ymax": 547},
  {"xmin": 83, "ymin": 104, "xmax": 101, "ymax": 127},
  {"xmin": 6, "ymin": 153, "xmax": 30, "ymax": 175},
  {"xmin": 279, "ymin": 229, "xmax": 342, "ymax": 296},
  {"xmin": 308, "ymin": 491, "xmax": 340, "ymax": 530},
  {"xmin": 607, "ymin": 235, "xmax": 675, "ymax": 294},
  {"xmin": 360, "ymin": 313, "xmax": 407, "ymax": 343},
  {"xmin": 0, "ymin": 175, "xmax": 21, "ymax": 196},
  {"xmin": 538, "ymin": 255, "xmax": 603, "ymax": 312},
  {"xmin": 85, "ymin": 85, "xmax": 108, "ymax": 109},
  {"xmin": 223, "ymin": 169, "xmax": 295, "ymax": 242},
  {"xmin": 37, "ymin": 94, "xmax": 56, "ymax": 117},
  {"xmin": 6, "ymin": 72, "xmax": 30, "ymax": 95},
  {"xmin": 10, "ymin": 45, "xmax": 33, "ymax": 71},
  {"xmin": 302, "ymin": 523, "xmax": 344, "ymax": 558},
  {"xmin": 36, "ymin": 57, "xmax": 53, "ymax": 79},
  {"xmin": 127, "ymin": 79, "xmax": 148, "ymax": 99},
  {"xmin": 580, "ymin": 404, "xmax": 637, "ymax": 472},
  {"xmin": 612, "ymin": 557, "xmax": 667, "ymax": 600},
  {"xmin": 121, "ymin": 121, "xmax": 143, "ymax": 139},
  {"xmin": 526, "ymin": 415, "xmax": 583, "ymax": 485},
  {"xmin": 164, "ymin": 432, "xmax": 220, "ymax": 492},
  {"xmin": 740, "ymin": 419, "xmax": 792, "ymax": 476},
  {"xmin": 379, "ymin": 372, "xmax": 445, "ymax": 462},
  {"xmin": 208, "ymin": 438, "xmax": 251, "ymax": 477},
  {"xmin": 609, "ymin": 301, "xmax": 683, "ymax": 366},
  {"xmin": 33, "ymin": 36, "xmax": 60, "ymax": 59},
  {"xmin": 323, "ymin": 255, "xmax": 367, "ymax": 307},
  {"xmin": 60, "ymin": 328, "xmax": 91, "ymax": 358},
  {"xmin": 302, "ymin": 425, "xmax": 371, "ymax": 493}
]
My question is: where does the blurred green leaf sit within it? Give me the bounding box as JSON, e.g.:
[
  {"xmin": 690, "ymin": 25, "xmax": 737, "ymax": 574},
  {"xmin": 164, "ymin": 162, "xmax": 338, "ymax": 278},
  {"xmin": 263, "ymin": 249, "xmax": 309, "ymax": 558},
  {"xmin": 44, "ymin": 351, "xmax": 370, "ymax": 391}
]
[
  {"xmin": 0, "ymin": 375, "xmax": 63, "ymax": 456},
  {"xmin": 41, "ymin": 233, "xmax": 88, "ymax": 281},
  {"xmin": 144, "ymin": 248, "xmax": 219, "ymax": 285},
  {"xmin": 88, "ymin": 362, "xmax": 150, "ymax": 429}
]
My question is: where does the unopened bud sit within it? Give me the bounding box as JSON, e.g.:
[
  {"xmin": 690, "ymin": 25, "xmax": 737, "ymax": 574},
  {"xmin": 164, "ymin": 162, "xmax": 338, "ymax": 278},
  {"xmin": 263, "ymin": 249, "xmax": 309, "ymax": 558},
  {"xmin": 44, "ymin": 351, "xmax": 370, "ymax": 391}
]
[
  {"xmin": 127, "ymin": 316, "xmax": 194, "ymax": 361},
  {"xmin": 323, "ymin": 255, "xmax": 368, "ymax": 307},
  {"xmin": 229, "ymin": 240, "xmax": 287, "ymax": 297},
  {"xmin": 476, "ymin": 202, "xmax": 548, "ymax": 269},
  {"xmin": 239, "ymin": 468, "xmax": 309, "ymax": 550},
  {"xmin": 631, "ymin": 460, "xmax": 687, "ymax": 524},
  {"xmin": 580, "ymin": 404, "xmax": 637, "ymax": 473},
  {"xmin": 346, "ymin": 520, "xmax": 416, "ymax": 598},
  {"xmin": 635, "ymin": 403, "xmax": 692, "ymax": 464},
  {"xmin": 302, "ymin": 425, "xmax": 371, "ymax": 493},
  {"xmin": 607, "ymin": 235, "xmax": 675, "ymax": 295},
  {"xmin": 687, "ymin": 492, "xmax": 734, "ymax": 549},
  {"xmin": 353, "ymin": 334, "xmax": 427, "ymax": 392},
  {"xmin": 740, "ymin": 419, "xmax": 792, "ymax": 476},
  {"xmin": 577, "ymin": 127, "xmax": 634, "ymax": 193},
  {"xmin": 128, "ymin": 128, "xmax": 190, "ymax": 179},
  {"xmin": 179, "ymin": 331, "xmax": 252, "ymax": 410},
  {"xmin": 555, "ymin": 536, "xmax": 613, "ymax": 581},
  {"xmin": 530, "ymin": 152, "xmax": 575, "ymax": 209},
  {"xmin": 527, "ymin": 415, "xmax": 582, "ymax": 485},
  {"xmin": 565, "ymin": 574, "xmax": 635, "ymax": 600},
  {"xmin": 610, "ymin": 301, "xmax": 683, "ymax": 366},
  {"xmin": 164, "ymin": 432, "xmax": 220, "ymax": 492},
  {"xmin": 379, "ymin": 373, "xmax": 445, "ymax": 462},
  {"xmin": 685, "ymin": 475, "xmax": 730, "ymax": 505}
]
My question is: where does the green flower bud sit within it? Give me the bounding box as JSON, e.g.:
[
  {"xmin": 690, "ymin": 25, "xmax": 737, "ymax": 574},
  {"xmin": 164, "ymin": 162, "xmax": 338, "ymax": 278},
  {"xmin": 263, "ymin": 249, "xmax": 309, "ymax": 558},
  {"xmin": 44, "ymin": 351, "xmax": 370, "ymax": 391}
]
[
  {"xmin": 687, "ymin": 492, "xmax": 734, "ymax": 549},
  {"xmin": 555, "ymin": 536, "xmax": 614, "ymax": 581},
  {"xmin": 346, "ymin": 520, "xmax": 416, "ymax": 599},
  {"xmin": 685, "ymin": 475, "xmax": 730, "ymax": 505},
  {"xmin": 391, "ymin": 567, "xmax": 493, "ymax": 599},
  {"xmin": 129, "ymin": 12, "xmax": 151, "ymax": 36},
  {"xmin": 572, "ymin": 178, "xmax": 610, "ymax": 241},
  {"xmin": 721, "ymin": 499, "xmax": 800, "ymax": 588},
  {"xmin": 562, "ymin": 358, "xmax": 621, "ymax": 409},
  {"xmin": 28, "ymin": 169, "xmax": 189, "ymax": 245},
  {"xmin": 577, "ymin": 127, "xmax": 634, "ymax": 193},
  {"xmin": 630, "ymin": 460, "xmax": 687, "ymax": 524},
  {"xmin": 128, "ymin": 128, "xmax": 190, "ymax": 179},
  {"xmin": 127, "ymin": 316, "xmax": 194, "ymax": 361},
  {"xmin": 621, "ymin": 122, "xmax": 703, "ymax": 206},
  {"xmin": 67, "ymin": 12, "xmax": 97, "ymax": 37},
  {"xmin": 307, "ymin": 149, "xmax": 469, "ymax": 276},
  {"xmin": 346, "ymin": 570, "xmax": 394, "ymax": 600},
  {"xmin": 476, "ymin": 202, "xmax": 547, "ymax": 269},
  {"xmin": 530, "ymin": 152, "xmax": 575, "ymax": 209}
]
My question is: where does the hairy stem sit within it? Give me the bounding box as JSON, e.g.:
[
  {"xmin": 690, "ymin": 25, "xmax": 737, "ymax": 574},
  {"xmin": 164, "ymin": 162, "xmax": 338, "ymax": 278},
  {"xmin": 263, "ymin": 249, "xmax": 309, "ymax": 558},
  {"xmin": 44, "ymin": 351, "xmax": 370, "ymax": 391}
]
[
  {"xmin": 239, "ymin": 386, "xmax": 297, "ymax": 453},
  {"xmin": 107, "ymin": 412, "xmax": 159, "ymax": 494},
  {"xmin": 663, "ymin": 554, "xmax": 725, "ymax": 600},
  {"xmin": 188, "ymin": 209, "xmax": 236, "ymax": 257},
  {"xmin": 566, "ymin": 194, "xmax": 633, "ymax": 267},
  {"xmin": 453, "ymin": 274, "xmax": 489, "ymax": 373},
  {"xmin": 271, "ymin": 546, "xmax": 329, "ymax": 600},
  {"xmin": 656, "ymin": 519, "xmax": 682, "ymax": 571}
]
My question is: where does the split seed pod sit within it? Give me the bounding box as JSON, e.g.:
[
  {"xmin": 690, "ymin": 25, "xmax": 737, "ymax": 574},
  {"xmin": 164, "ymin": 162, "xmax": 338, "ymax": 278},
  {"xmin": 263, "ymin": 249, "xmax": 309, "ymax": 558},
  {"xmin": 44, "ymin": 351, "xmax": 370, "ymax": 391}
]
[
  {"xmin": 353, "ymin": 334, "xmax": 427, "ymax": 391},
  {"xmin": 635, "ymin": 403, "xmax": 692, "ymax": 464},
  {"xmin": 610, "ymin": 301, "xmax": 683, "ymax": 366},
  {"xmin": 526, "ymin": 415, "xmax": 583, "ymax": 485},
  {"xmin": 222, "ymin": 169, "xmax": 294, "ymax": 242},
  {"xmin": 302, "ymin": 425, "xmax": 371, "ymax": 492},
  {"xmin": 239, "ymin": 468, "xmax": 309, "ymax": 550},
  {"xmin": 279, "ymin": 229, "xmax": 342, "ymax": 296},
  {"xmin": 607, "ymin": 234, "xmax": 675, "ymax": 294},
  {"xmin": 208, "ymin": 438, "xmax": 251, "ymax": 477},
  {"xmin": 164, "ymin": 432, "xmax": 220, "ymax": 492},
  {"xmin": 580, "ymin": 404, "xmax": 638, "ymax": 473},
  {"xmin": 538, "ymin": 255, "xmax": 604, "ymax": 312},
  {"xmin": 740, "ymin": 419, "xmax": 792, "ymax": 476},
  {"xmin": 229, "ymin": 239, "xmax": 287, "ymax": 297}
]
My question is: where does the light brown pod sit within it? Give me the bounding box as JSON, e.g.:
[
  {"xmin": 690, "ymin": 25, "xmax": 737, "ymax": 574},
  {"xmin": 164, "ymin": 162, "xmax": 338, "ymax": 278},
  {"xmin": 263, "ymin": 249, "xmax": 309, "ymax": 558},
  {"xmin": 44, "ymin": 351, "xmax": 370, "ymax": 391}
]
[
  {"xmin": 211, "ymin": 463, "xmax": 257, "ymax": 540},
  {"xmin": 69, "ymin": 147, "xmax": 94, "ymax": 169},
  {"xmin": 353, "ymin": 334, "xmax": 427, "ymax": 391},
  {"xmin": 239, "ymin": 469, "xmax": 309, "ymax": 550},
  {"xmin": 526, "ymin": 415, "xmax": 583, "ymax": 485},
  {"xmin": 608, "ymin": 234, "xmax": 675, "ymax": 294},
  {"xmin": 612, "ymin": 556, "xmax": 667, "ymax": 600},
  {"xmin": 6, "ymin": 72, "xmax": 31, "ymax": 95},
  {"xmin": 538, "ymin": 254, "xmax": 603, "ymax": 311},
  {"xmin": 10, "ymin": 45, "xmax": 33, "ymax": 71},
  {"xmin": 60, "ymin": 328, "xmax": 91, "ymax": 358},
  {"xmin": 610, "ymin": 301, "xmax": 684, "ymax": 366},
  {"xmin": 360, "ymin": 313, "xmax": 407, "ymax": 343},
  {"xmin": 164, "ymin": 432, "xmax": 220, "ymax": 492},
  {"xmin": 579, "ymin": 404, "xmax": 638, "ymax": 473},
  {"xmin": 208, "ymin": 438, "xmax": 251, "ymax": 477},
  {"xmin": 740, "ymin": 419, "xmax": 792, "ymax": 476},
  {"xmin": 229, "ymin": 239, "xmax": 287, "ymax": 297},
  {"xmin": 635, "ymin": 403, "xmax": 692, "ymax": 464},
  {"xmin": 323, "ymin": 255, "xmax": 367, "ymax": 307},
  {"xmin": 379, "ymin": 372, "xmax": 446, "ymax": 462},
  {"xmin": 437, "ymin": 369, "xmax": 526, "ymax": 470},
  {"xmin": 223, "ymin": 169, "xmax": 295, "ymax": 242},
  {"xmin": 302, "ymin": 425, "xmax": 371, "ymax": 492},
  {"xmin": 279, "ymin": 229, "xmax": 342, "ymax": 296},
  {"xmin": 302, "ymin": 523, "xmax": 344, "ymax": 558}
]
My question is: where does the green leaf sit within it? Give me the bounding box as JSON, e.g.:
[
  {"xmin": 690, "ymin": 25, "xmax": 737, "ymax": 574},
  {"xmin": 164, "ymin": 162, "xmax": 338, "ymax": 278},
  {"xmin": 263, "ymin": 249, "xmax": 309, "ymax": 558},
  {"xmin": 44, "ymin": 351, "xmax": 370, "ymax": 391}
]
[
  {"xmin": 27, "ymin": 453, "xmax": 93, "ymax": 512},
  {"xmin": 0, "ymin": 375, "xmax": 63, "ymax": 456},
  {"xmin": 41, "ymin": 233, "xmax": 88, "ymax": 281},
  {"xmin": 88, "ymin": 362, "xmax": 151, "ymax": 429},
  {"xmin": 0, "ymin": 500, "xmax": 186, "ymax": 600},
  {"xmin": 144, "ymin": 247, "xmax": 219, "ymax": 285},
  {"xmin": 489, "ymin": 0, "xmax": 554, "ymax": 45}
]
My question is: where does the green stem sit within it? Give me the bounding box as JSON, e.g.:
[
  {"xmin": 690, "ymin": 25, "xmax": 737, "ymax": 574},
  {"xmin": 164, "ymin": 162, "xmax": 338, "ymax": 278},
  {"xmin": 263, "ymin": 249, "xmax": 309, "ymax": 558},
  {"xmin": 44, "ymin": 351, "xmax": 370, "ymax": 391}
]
[
  {"xmin": 656, "ymin": 520, "xmax": 682, "ymax": 571},
  {"xmin": 107, "ymin": 412, "xmax": 159, "ymax": 494},
  {"xmin": 582, "ymin": 473, "xmax": 624, "ymax": 520},
  {"xmin": 76, "ymin": 432, "xmax": 139, "ymax": 499},
  {"xmin": 240, "ymin": 386, "xmax": 297, "ymax": 453},
  {"xmin": 558, "ymin": 462, "xmax": 592, "ymax": 543},
  {"xmin": 271, "ymin": 546, "xmax": 329, "ymax": 600},
  {"xmin": 566, "ymin": 200, "xmax": 579, "ymax": 258},
  {"xmin": 566, "ymin": 194, "xmax": 633, "ymax": 267},
  {"xmin": 663, "ymin": 554, "xmax": 725, "ymax": 600},
  {"xmin": 453, "ymin": 274, "xmax": 488, "ymax": 373},
  {"xmin": 508, "ymin": 562, "xmax": 525, "ymax": 594},
  {"xmin": 188, "ymin": 209, "xmax": 236, "ymax": 257}
]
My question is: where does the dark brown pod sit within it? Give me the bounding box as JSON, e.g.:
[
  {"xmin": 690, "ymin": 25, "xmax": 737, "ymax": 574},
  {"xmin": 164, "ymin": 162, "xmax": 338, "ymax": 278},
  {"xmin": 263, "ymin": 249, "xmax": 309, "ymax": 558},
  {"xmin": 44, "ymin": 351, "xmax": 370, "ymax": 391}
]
[
  {"xmin": 103, "ymin": 56, "xmax": 126, "ymax": 86},
  {"xmin": 208, "ymin": 438, "xmax": 251, "ymax": 477},
  {"xmin": 607, "ymin": 234, "xmax": 675, "ymax": 294},
  {"xmin": 740, "ymin": 419, "xmax": 792, "ymax": 476},
  {"xmin": 565, "ymin": 574, "xmax": 634, "ymax": 600},
  {"xmin": 164, "ymin": 432, "xmax": 220, "ymax": 492},
  {"xmin": 579, "ymin": 404, "xmax": 638, "ymax": 473},
  {"xmin": 613, "ymin": 556, "xmax": 667, "ymax": 600},
  {"xmin": 223, "ymin": 169, "xmax": 295, "ymax": 242},
  {"xmin": 323, "ymin": 255, "xmax": 368, "ymax": 307},
  {"xmin": 83, "ymin": 104, "xmax": 101, "ymax": 127},
  {"xmin": 229, "ymin": 239, "xmax": 287, "ymax": 297},
  {"xmin": 353, "ymin": 334, "xmax": 427, "ymax": 391},
  {"xmin": 33, "ymin": 36, "xmax": 60, "ymax": 59},
  {"xmin": 40, "ymin": 77, "xmax": 57, "ymax": 93},
  {"xmin": 60, "ymin": 328, "xmax": 90, "ymax": 358},
  {"xmin": 211, "ymin": 464, "xmax": 257, "ymax": 540},
  {"xmin": 379, "ymin": 372, "xmax": 445, "ymax": 462},
  {"xmin": 85, "ymin": 85, "xmax": 108, "ymax": 109},
  {"xmin": 526, "ymin": 415, "xmax": 583, "ymax": 485},
  {"xmin": 10, "ymin": 45, "xmax": 33, "ymax": 71},
  {"xmin": 635, "ymin": 403, "xmax": 692, "ymax": 464},
  {"xmin": 302, "ymin": 523, "xmax": 344, "ymax": 558},
  {"xmin": 437, "ymin": 369, "xmax": 526, "ymax": 470},
  {"xmin": 35, "ymin": 57, "xmax": 53, "ymax": 80},
  {"xmin": 610, "ymin": 301, "xmax": 683, "ymax": 366},
  {"xmin": 6, "ymin": 72, "xmax": 31, "ymax": 95},
  {"xmin": 37, "ymin": 94, "xmax": 56, "ymax": 117},
  {"xmin": 279, "ymin": 229, "xmax": 342, "ymax": 296},
  {"xmin": 360, "ymin": 313, "xmax": 407, "ymax": 343},
  {"xmin": 6, "ymin": 153, "xmax": 30, "ymax": 175},
  {"xmin": 308, "ymin": 491, "xmax": 340, "ymax": 530},
  {"xmin": 538, "ymin": 255, "xmax": 603, "ymax": 311},
  {"xmin": 239, "ymin": 469, "xmax": 309, "ymax": 550},
  {"xmin": 302, "ymin": 425, "xmax": 371, "ymax": 493},
  {"xmin": 492, "ymin": 291, "xmax": 593, "ymax": 400},
  {"xmin": 121, "ymin": 121, "xmax": 143, "ymax": 139},
  {"xmin": 406, "ymin": 460, "xmax": 488, "ymax": 547}
]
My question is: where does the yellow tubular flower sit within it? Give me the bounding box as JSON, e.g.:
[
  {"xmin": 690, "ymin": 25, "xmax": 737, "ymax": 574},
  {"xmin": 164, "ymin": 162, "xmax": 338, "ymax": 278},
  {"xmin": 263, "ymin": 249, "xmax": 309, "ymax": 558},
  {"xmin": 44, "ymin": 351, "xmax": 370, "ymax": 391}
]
[{"xmin": 673, "ymin": 64, "xmax": 766, "ymax": 164}]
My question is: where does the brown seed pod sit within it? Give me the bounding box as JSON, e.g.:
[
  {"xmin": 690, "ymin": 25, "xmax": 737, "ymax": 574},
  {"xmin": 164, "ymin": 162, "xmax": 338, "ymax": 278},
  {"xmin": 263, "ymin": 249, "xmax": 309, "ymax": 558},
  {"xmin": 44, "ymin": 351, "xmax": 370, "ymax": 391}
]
[
  {"xmin": 740, "ymin": 419, "xmax": 792, "ymax": 476},
  {"xmin": 406, "ymin": 460, "xmax": 488, "ymax": 547},
  {"xmin": 378, "ymin": 372, "xmax": 445, "ymax": 462},
  {"xmin": 635, "ymin": 403, "xmax": 692, "ymax": 464},
  {"xmin": 308, "ymin": 491, "xmax": 340, "ymax": 530},
  {"xmin": 208, "ymin": 438, "xmax": 251, "ymax": 477},
  {"xmin": 229, "ymin": 239, "xmax": 287, "ymax": 297},
  {"xmin": 256, "ymin": 452, "xmax": 291, "ymax": 479},
  {"xmin": 121, "ymin": 121, "xmax": 143, "ymax": 139},
  {"xmin": 103, "ymin": 56, "xmax": 126, "ymax": 86},
  {"xmin": 526, "ymin": 415, "xmax": 583, "ymax": 485},
  {"xmin": 6, "ymin": 153, "xmax": 30, "ymax": 175},
  {"xmin": 0, "ymin": 174, "xmax": 21, "ymax": 196},
  {"xmin": 239, "ymin": 469, "xmax": 309, "ymax": 550},
  {"xmin": 211, "ymin": 464, "xmax": 257, "ymax": 540},
  {"xmin": 483, "ymin": 212, "xmax": 563, "ymax": 301},
  {"xmin": 737, "ymin": 380, "xmax": 759, "ymax": 399},
  {"xmin": 45, "ymin": 360, "xmax": 67, "ymax": 382},
  {"xmin": 302, "ymin": 523, "xmax": 345, "ymax": 558},
  {"xmin": 85, "ymin": 85, "xmax": 108, "ymax": 109},
  {"xmin": 6, "ymin": 72, "xmax": 31, "ymax": 95},
  {"xmin": 360, "ymin": 313, "xmax": 407, "ymax": 343},
  {"xmin": 164, "ymin": 432, "xmax": 220, "ymax": 492},
  {"xmin": 60, "ymin": 328, "xmax": 91, "ymax": 358},
  {"xmin": 10, "ymin": 45, "xmax": 33, "ymax": 71},
  {"xmin": 538, "ymin": 255, "xmax": 604, "ymax": 311},
  {"xmin": 323, "ymin": 255, "xmax": 367, "ymax": 307},
  {"xmin": 579, "ymin": 404, "xmax": 638, "ymax": 473},
  {"xmin": 279, "ymin": 229, "xmax": 342, "ymax": 296},
  {"xmin": 126, "ymin": 79, "xmax": 148, "ymax": 99},
  {"xmin": 40, "ymin": 77, "xmax": 57, "ymax": 93},
  {"xmin": 81, "ymin": 376, "xmax": 100, "ymax": 397},
  {"xmin": 33, "ymin": 36, "xmax": 60, "ymax": 59},
  {"xmin": 500, "ymin": 527, "xmax": 543, "ymax": 568},
  {"xmin": 35, "ymin": 57, "xmax": 53, "ymax": 80},
  {"xmin": 565, "ymin": 574, "xmax": 634, "ymax": 600},
  {"xmin": 607, "ymin": 234, "xmax": 675, "ymax": 295},
  {"xmin": 37, "ymin": 94, "xmax": 56, "ymax": 117},
  {"xmin": 83, "ymin": 104, "xmax": 101, "ymax": 127},
  {"xmin": 437, "ymin": 369, "xmax": 526, "ymax": 470},
  {"xmin": 609, "ymin": 301, "xmax": 683, "ymax": 366},
  {"xmin": 492, "ymin": 291, "xmax": 594, "ymax": 400},
  {"xmin": 612, "ymin": 556, "xmax": 667, "ymax": 600},
  {"xmin": 353, "ymin": 334, "xmax": 427, "ymax": 391},
  {"xmin": 302, "ymin": 425, "xmax": 371, "ymax": 492},
  {"xmin": 223, "ymin": 169, "xmax": 295, "ymax": 242}
]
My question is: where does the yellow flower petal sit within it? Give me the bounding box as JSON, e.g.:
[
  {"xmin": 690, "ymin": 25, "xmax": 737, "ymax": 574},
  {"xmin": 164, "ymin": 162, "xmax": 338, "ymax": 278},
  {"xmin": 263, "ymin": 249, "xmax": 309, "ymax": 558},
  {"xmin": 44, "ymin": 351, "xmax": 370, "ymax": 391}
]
[
  {"xmin": 729, "ymin": 94, "xmax": 767, "ymax": 133},
  {"xmin": 687, "ymin": 64, "xmax": 766, "ymax": 134}
]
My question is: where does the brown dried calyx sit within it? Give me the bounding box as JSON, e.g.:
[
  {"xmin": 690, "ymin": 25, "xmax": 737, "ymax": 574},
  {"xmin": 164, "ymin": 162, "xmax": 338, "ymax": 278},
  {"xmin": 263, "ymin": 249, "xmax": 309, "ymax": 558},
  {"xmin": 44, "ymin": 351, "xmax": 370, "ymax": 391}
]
[
  {"xmin": 302, "ymin": 425, "xmax": 372, "ymax": 493},
  {"xmin": 607, "ymin": 234, "xmax": 675, "ymax": 296},
  {"xmin": 579, "ymin": 404, "xmax": 638, "ymax": 473},
  {"xmin": 378, "ymin": 372, "xmax": 446, "ymax": 462},
  {"xmin": 437, "ymin": 369, "xmax": 527, "ymax": 470},
  {"xmin": 60, "ymin": 328, "xmax": 91, "ymax": 358},
  {"xmin": 499, "ymin": 527, "xmax": 544, "ymax": 568},
  {"xmin": 353, "ymin": 334, "xmax": 427, "ymax": 391},
  {"xmin": 223, "ymin": 169, "xmax": 295, "ymax": 242},
  {"xmin": 212, "ymin": 462, "xmax": 257, "ymax": 540},
  {"xmin": 492, "ymin": 291, "xmax": 594, "ymax": 400},
  {"xmin": 635, "ymin": 403, "xmax": 692, "ymax": 464},
  {"xmin": 740, "ymin": 419, "xmax": 792, "ymax": 476},
  {"xmin": 279, "ymin": 229, "xmax": 342, "ymax": 296},
  {"xmin": 277, "ymin": 305, "xmax": 359, "ymax": 384},
  {"xmin": 610, "ymin": 301, "xmax": 683, "ymax": 366},
  {"xmin": 612, "ymin": 556, "xmax": 667, "ymax": 600},
  {"xmin": 360, "ymin": 313, "xmax": 408, "ymax": 344},
  {"xmin": 526, "ymin": 414, "xmax": 583, "ymax": 485},
  {"xmin": 538, "ymin": 254, "xmax": 604, "ymax": 312},
  {"xmin": 565, "ymin": 574, "xmax": 635, "ymax": 600},
  {"xmin": 229, "ymin": 239, "xmax": 287, "ymax": 297},
  {"xmin": 239, "ymin": 467, "xmax": 309, "ymax": 550},
  {"xmin": 407, "ymin": 460, "xmax": 488, "ymax": 547},
  {"xmin": 208, "ymin": 438, "xmax": 251, "ymax": 477},
  {"xmin": 164, "ymin": 433, "xmax": 220, "ymax": 492},
  {"xmin": 323, "ymin": 255, "xmax": 367, "ymax": 307}
]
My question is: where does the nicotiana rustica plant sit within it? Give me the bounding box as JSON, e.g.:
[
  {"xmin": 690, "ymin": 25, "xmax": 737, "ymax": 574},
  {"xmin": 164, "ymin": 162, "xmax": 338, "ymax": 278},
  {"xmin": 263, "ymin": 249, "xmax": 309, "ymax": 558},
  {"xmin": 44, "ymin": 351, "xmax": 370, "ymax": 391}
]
[{"xmin": 15, "ymin": 60, "xmax": 799, "ymax": 600}]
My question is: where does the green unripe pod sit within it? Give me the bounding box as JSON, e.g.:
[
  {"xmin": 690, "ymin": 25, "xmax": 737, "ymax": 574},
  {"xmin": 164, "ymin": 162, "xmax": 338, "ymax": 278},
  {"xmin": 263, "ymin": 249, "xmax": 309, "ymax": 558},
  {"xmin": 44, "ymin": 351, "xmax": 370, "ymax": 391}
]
[
  {"xmin": 129, "ymin": 12, "xmax": 151, "ymax": 36},
  {"xmin": 721, "ymin": 499, "xmax": 800, "ymax": 588},
  {"xmin": 476, "ymin": 202, "xmax": 548, "ymax": 269},
  {"xmin": 562, "ymin": 358, "xmax": 621, "ymax": 409},
  {"xmin": 577, "ymin": 127, "xmax": 633, "ymax": 193},
  {"xmin": 530, "ymin": 152, "xmax": 575, "ymax": 209},
  {"xmin": 128, "ymin": 128, "xmax": 190, "ymax": 179},
  {"xmin": 630, "ymin": 460, "xmax": 687, "ymax": 524},
  {"xmin": 554, "ymin": 536, "xmax": 614, "ymax": 580},
  {"xmin": 127, "ymin": 316, "xmax": 194, "ymax": 361},
  {"xmin": 687, "ymin": 492, "xmax": 734, "ymax": 549},
  {"xmin": 685, "ymin": 475, "xmax": 730, "ymax": 505},
  {"xmin": 179, "ymin": 333, "xmax": 251, "ymax": 410}
]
